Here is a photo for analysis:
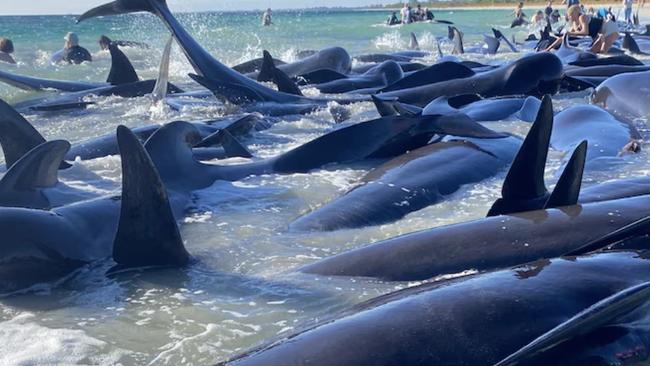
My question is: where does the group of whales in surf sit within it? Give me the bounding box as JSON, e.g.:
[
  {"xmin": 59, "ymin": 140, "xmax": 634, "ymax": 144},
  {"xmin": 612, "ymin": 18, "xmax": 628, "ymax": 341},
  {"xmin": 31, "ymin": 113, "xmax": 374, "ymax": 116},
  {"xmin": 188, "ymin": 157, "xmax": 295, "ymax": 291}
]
[{"xmin": 3, "ymin": 0, "xmax": 650, "ymax": 364}]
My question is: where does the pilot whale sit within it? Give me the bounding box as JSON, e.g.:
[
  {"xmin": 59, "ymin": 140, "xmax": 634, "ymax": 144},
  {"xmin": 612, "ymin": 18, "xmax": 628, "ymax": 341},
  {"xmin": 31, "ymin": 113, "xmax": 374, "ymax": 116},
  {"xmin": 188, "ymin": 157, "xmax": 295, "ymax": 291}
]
[
  {"xmin": 378, "ymin": 52, "xmax": 564, "ymax": 107},
  {"xmin": 0, "ymin": 125, "xmax": 189, "ymax": 293},
  {"xmin": 299, "ymin": 97, "xmax": 650, "ymax": 281},
  {"xmin": 223, "ymin": 251, "xmax": 650, "ymax": 365},
  {"xmin": 290, "ymin": 135, "xmax": 521, "ymax": 232}
]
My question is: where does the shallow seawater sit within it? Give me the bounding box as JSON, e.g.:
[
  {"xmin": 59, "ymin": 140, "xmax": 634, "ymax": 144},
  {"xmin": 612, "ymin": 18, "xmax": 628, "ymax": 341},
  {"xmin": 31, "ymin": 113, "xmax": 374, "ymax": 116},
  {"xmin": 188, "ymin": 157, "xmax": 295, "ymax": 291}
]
[{"xmin": 0, "ymin": 8, "xmax": 649, "ymax": 365}]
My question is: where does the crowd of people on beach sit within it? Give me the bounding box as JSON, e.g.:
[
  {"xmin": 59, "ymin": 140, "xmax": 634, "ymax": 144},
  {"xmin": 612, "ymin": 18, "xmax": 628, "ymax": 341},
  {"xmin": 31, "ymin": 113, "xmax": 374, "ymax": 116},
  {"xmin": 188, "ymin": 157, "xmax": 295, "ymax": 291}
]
[
  {"xmin": 387, "ymin": 4, "xmax": 435, "ymax": 25},
  {"xmin": 509, "ymin": 0, "xmax": 646, "ymax": 53}
]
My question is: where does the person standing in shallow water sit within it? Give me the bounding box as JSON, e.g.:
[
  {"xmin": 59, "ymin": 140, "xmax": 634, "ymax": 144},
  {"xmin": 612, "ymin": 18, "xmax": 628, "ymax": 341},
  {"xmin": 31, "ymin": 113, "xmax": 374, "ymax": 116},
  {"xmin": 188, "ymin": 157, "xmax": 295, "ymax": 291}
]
[
  {"xmin": 262, "ymin": 8, "xmax": 272, "ymax": 26},
  {"xmin": 61, "ymin": 32, "xmax": 92, "ymax": 64},
  {"xmin": 0, "ymin": 38, "xmax": 16, "ymax": 64}
]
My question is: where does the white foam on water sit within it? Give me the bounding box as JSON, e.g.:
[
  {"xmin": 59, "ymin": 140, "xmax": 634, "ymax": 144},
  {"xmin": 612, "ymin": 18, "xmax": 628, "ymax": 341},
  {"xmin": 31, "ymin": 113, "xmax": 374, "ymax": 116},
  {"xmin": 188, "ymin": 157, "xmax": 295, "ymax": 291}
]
[{"xmin": 0, "ymin": 313, "xmax": 128, "ymax": 365}]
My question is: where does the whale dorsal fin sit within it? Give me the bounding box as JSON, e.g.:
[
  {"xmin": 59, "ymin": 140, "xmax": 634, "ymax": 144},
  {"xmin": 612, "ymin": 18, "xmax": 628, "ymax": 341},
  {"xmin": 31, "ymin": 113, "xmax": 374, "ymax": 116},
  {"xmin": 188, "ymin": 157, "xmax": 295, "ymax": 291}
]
[
  {"xmin": 622, "ymin": 32, "xmax": 647, "ymax": 55},
  {"xmin": 106, "ymin": 42, "xmax": 139, "ymax": 85},
  {"xmin": 151, "ymin": 36, "xmax": 173, "ymax": 102},
  {"xmin": 495, "ymin": 282, "xmax": 650, "ymax": 366},
  {"xmin": 486, "ymin": 95, "xmax": 554, "ymax": 217},
  {"xmin": 112, "ymin": 125, "xmax": 189, "ymax": 269},
  {"xmin": 258, "ymin": 51, "xmax": 303, "ymax": 96},
  {"xmin": 195, "ymin": 129, "xmax": 253, "ymax": 158},
  {"xmin": 0, "ymin": 140, "xmax": 69, "ymax": 209},
  {"xmin": 0, "ymin": 98, "xmax": 48, "ymax": 168},
  {"xmin": 544, "ymin": 140, "xmax": 587, "ymax": 210}
]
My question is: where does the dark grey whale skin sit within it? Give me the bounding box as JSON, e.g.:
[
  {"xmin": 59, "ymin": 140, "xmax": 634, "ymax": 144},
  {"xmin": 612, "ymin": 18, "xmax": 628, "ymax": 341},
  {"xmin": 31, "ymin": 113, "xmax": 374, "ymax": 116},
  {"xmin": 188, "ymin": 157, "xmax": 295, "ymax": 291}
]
[{"xmin": 223, "ymin": 251, "xmax": 650, "ymax": 366}]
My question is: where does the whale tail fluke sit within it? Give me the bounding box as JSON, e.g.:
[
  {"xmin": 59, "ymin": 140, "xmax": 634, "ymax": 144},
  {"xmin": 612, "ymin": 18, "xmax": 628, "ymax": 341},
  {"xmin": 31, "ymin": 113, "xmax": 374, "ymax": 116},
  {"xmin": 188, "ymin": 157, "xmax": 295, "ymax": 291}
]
[
  {"xmin": 495, "ymin": 282, "xmax": 650, "ymax": 366},
  {"xmin": 544, "ymin": 140, "xmax": 587, "ymax": 209},
  {"xmin": 78, "ymin": 0, "xmax": 155, "ymax": 23},
  {"xmin": 0, "ymin": 140, "xmax": 70, "ymax": 209},
  {"xmin": 112, "ymin": 124, "xmax": 189, "ymax": 270},
  {"xmin": 106, "ymin": 42, "xmax": 140, "ymax": 85},
  {"xmin": 258, "ymin": 50, "xmax": 303, "ymax": 96},
  {"xmin": 486, "ymin": 95, "xmax": 554, "ymax": 217},
  {"xmin": 0, "ymin": 98, "xmax": 50, "ymax": 168},
  {"xmin": 483, "ymin": 34, "xmax": 500, "ymax": 55}
]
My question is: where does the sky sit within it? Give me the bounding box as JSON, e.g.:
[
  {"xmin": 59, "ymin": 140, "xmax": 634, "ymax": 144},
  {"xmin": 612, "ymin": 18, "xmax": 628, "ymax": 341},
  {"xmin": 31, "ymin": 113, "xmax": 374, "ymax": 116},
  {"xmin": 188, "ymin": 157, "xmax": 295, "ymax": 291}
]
[{"xmin": 0, "ymin": 0, "xmax": 397, "ymax": 15}]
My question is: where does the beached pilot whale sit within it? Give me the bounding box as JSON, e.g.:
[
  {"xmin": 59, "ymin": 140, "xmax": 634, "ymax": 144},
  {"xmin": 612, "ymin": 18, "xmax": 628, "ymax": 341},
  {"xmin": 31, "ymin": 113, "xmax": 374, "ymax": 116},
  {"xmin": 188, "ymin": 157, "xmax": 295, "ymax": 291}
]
[
  {"xmin": 135, "ymin": 113, "xmax": 506, "ymax": 188},
  {"xmin": 290, "ymin": 135, "xmax": 521, "ymax": 231},
  {"xmin": 592, "ymin": 70, "xmax": 650, "ymax": 119},
  {"xmin": 78, "ymin": 0, "xmax": 368, "ymax": 116},
  {"xmin": 298, "ymin": 96, "xmax": 650, "ymax": 281},
  {"xmin": 222, "ymin": 251, "xmax": 650, "ymax": 365},
  {"xmin": 303, "ymin": 60, "xmax": 404, "ymax": 94},
  {"xmin": 375, "ymin": 94, "xmax": 542, "ymax": 123},
  {"xmin": 0, "ymin": 125, "xmax": 189, "ymax": 293},
  {"xmin": 378, "ymin": 52, "xmax": 564, "ymax": 107},
  {"xmin": 550, "ymin": 104, "xmax": 641, "ymax": 170},
  {"xmin": 252, "ymin": 47, "xmax": 351, "ymax": 79},
  {"xmin": 0, "ymin": 98, "xmax": 256, "ymax": 166}
]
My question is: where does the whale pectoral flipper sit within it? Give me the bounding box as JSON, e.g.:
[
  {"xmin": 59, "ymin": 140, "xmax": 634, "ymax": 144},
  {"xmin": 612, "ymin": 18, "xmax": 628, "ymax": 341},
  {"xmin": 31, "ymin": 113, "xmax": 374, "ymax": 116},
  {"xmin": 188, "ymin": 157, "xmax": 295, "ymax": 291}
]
[
  {"xmin": 196, "ymin": 129, "xmax": 253, "ymax": 159},
  {"xmin": 0, "ymin": 140, "xmax": 70, "ymax": 209},
  {"xmin": 259, "ymin": 51, "xmax": 303, "ymax": 96},
  {"xmin": 106, "ymin": 42, "xmax": 139, "ymax": 85},
  {"xmin": 566, "ymin": 215, "xmax": 650, "ymax": 256},
  {"xmin": 371, "ymin": 95, "xmax": 400, "ymax": 117},
  {"xmin": 544, "ymin": 140, "xmax": 587, "ymax": 209},
  {"xmin": 487, "ymin": 95, "xmax": 554, "ymax": 217},
  {"xmin": 515, "ymin": 96, "xmax": 542, "ymax": 122},
  {"xmin": 0, "ymin": 98, "xmax": 48, "ymax": 168},
  {"xmin": 495, "ymin": 282, "xmax": 650, "ymax": 366},
  {"xmin": 151, "ymin": 36, "xmax": 174, "ymax": 102},
  {"xmin": 112, "ymin": 125, "xmax": 189, "ymax": 269}
]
